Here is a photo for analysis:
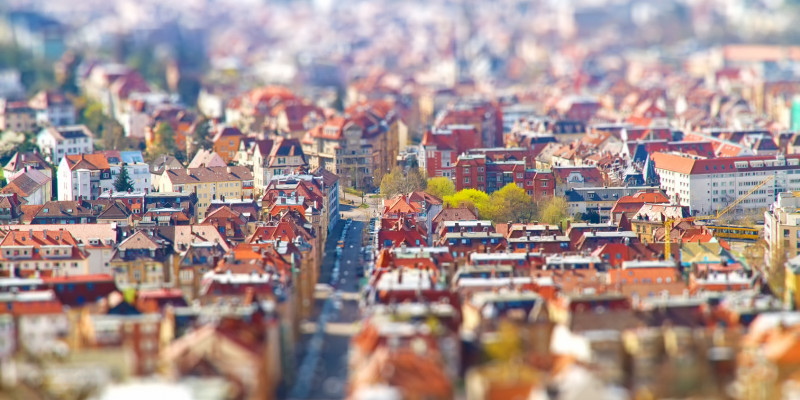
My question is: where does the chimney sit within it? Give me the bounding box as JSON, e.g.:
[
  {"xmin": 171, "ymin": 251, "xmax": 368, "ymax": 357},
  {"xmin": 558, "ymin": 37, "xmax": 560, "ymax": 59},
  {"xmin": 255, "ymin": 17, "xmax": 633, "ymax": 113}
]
[{"xmin": 226, "ymin": 167, "xmax": 231, "ymax": 174}]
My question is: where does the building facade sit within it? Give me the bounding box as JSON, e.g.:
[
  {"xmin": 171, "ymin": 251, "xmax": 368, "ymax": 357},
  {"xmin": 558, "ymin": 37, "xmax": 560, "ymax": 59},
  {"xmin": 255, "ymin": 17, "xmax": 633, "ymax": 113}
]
[
  {"xmin": 36, "ymin": 125, "xmax": 94, "ymax": 165},
  {"xmin": 652, "ymin": 153, "xmax": 800, "ymax": 215}
]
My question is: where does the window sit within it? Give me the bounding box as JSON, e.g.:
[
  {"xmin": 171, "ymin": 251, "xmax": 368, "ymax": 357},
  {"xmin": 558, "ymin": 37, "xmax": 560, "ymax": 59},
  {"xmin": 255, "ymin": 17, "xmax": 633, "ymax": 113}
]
[
  {"xmin": 464, "ymin": 177, "xmax": 470, "ymax": 183},
  {"xmin": 542, "ymin": 181, "xmax": 548, "ymax": 187}
]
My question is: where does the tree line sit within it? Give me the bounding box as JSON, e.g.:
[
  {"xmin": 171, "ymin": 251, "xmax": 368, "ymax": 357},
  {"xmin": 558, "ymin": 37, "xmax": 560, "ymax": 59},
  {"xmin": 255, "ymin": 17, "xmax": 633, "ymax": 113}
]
[{"xmin": 380, "ymin": 169, "xmax": 572, "ymax": 225}]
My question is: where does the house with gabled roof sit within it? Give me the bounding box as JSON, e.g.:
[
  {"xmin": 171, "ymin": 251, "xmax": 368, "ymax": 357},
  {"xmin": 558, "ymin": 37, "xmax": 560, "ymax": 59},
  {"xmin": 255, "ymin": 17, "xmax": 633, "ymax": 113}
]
[
  {"xmin": 202, "ymin": 206, "xmax": 250, "ymax": 243},
  {"xmin": 3, "ymin": 151, "xmax": 51, "ymax": 183},
  {"xmin": 97, "ymin": 200, "xmax": 133, "ymax": 226},
  {"xmin": 253, "ymin": 137, "xmax": 307, "ymax": 194},
  {"xmin": 1, "ymin": 168, "xmax": 51, "ymax": 205},
  {"xmin": 211, "ymin": 125, "xmax": 244, "ymax": 164},
  {"xmin": 30, "ymin": 200, "xmax": 98, "ymax": 224},
  {"xmin": 0, "ymin": 228, "xmax": 89, "ymax": 277},
  {"xmin": 0, "ymin": 193, "xmax": 25, "ymax": 223},
  {"xmin": 110, "ymin": 230, "xmax": 171, "ymax": 287}
]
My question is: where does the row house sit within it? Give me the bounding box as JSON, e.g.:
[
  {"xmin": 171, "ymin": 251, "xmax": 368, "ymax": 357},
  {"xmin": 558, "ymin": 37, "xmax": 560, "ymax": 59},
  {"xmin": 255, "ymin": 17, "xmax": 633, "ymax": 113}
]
[
  {"xmin": 28, "ymin": 200, "xmax": 97, "ymax": 224},
  {"xmin": 144, "ymin": 225, "xmax": 229, "ymax": 291},
  {"xmin": 98, "ymin": 191, "xmax": 145, "ymax": 216},
  {"xmin": 438, "ymin": 220, "xmax": 495, "ymax": 237},
  {"xmin": 629, "ymin": 204, "xmax": 688, "ymax": 243},
  {"xmin": 591, "ymin": 242, "xmax": 670, "ymax": 268},
  {"xmin": 497, "ymin": 222, "xmax": 561, "ymax": 239},
  {"xmin": 149, "ymin": 155, "xmax": 183, "ymax": 189},
  {"xmin": 508, "ymin": 234, "xmax": 571, "ymax": 253},
  {"xmin": 0, "ymin": 229, "xmax": 89, "ymax": 278},
  {"xmin": 438, "ymin": 231, "xmax": 506, "ymax": 262},
  {"xmin": 249, "ymin": 217, "xmax": 320, "ymax": 301},
  {"xmin": 157, "ymin": 166, "xmax": 254, "ymax": 217},
  {"xmin": 36, "ymin": 125, "xmax": 94, "ymax": 165}
]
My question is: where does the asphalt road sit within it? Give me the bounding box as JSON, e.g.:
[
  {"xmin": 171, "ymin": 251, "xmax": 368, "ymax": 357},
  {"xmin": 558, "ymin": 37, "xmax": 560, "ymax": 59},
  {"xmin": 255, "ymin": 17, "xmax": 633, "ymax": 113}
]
[{"xmin": 287, "ymin": 218, "xmax": 365, "ymax": 400}]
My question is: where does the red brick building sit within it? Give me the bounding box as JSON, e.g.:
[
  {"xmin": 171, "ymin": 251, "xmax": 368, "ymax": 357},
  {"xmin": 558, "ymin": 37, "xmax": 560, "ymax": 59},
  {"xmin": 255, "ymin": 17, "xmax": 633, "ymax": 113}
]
[
  {"xmin": 419, "ymin": 126, "xmax": 481, "ymax": 179},
  {"xmin": 453, "ymin": 155, "xmax": 555, "ymax": 200},
  {"xmin": 434, "ymin": 100, "xmax": 503, "ymax": 149}
]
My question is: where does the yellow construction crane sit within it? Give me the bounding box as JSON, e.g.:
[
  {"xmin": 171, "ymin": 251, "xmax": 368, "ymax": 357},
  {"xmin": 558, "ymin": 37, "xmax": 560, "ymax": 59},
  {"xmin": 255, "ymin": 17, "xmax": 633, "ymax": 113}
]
[{"xmin": 663, "ymin": 174, "xmax": 774, "ymax": 260}]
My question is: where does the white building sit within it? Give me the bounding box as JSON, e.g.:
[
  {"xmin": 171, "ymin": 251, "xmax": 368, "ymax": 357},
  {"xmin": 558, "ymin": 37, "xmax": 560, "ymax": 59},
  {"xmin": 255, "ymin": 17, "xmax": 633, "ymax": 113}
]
[
  {"xmin": 652, "ymin": 153, "xmax": 800, "ymax": 216},
  {"xmin": 765, "ymin": 192, "xmax": 800, "ymax": 260},
  {"xmin": 57, "ymin": 153, "xmax": 151, "ymax": 201},
  {"xmin": 36, "ymin": 125, "xmax": 94, "ymax": 165}
]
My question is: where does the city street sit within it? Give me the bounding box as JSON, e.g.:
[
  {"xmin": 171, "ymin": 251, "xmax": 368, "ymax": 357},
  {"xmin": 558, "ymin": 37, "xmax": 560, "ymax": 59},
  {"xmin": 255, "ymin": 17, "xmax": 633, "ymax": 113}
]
[{"xmin": 288, "ymin": 216, "xmax": 367, "ymax": 399}]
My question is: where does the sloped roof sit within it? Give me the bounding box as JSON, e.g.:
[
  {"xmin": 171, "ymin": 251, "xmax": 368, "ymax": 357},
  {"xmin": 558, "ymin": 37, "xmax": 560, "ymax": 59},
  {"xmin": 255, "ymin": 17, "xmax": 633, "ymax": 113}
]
[
  {"xmin": 164, "ymin": 166, "xmax": 253, "ymax": 185},
  {"xmin": 187, "ymin": 149, "xmax": 226, "ymax": 169},
  {"xmin": 118, "ymin": 230, "xmax": 161, "ymax": 250},
  {"xmin": 1, "ymin": 169, "xmax": 49, "ymax": 197},
  {"xmin": 432, "ymin": 207, "xmax": 477, "ymax": 224},
  {"xmin": 65, "ymin": 153, "xmax": 110, "ymax": 171}
]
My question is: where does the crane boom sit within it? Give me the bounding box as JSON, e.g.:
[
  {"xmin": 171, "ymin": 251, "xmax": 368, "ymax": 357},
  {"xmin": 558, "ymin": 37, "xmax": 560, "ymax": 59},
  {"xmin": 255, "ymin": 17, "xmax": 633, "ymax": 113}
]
[{"xmin": 663, "ymin": 174, "xmax": 774, "ymax": 260}]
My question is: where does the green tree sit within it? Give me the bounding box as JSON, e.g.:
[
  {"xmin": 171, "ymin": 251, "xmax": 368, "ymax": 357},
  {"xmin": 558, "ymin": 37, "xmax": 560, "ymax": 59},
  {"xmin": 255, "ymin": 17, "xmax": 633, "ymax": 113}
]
[
  {"xmin": 113, "ymin": 163, "xmax": 134, "ymax": 192},
  {"xmin": 489, "ymin": 183, "xmax": 537, "ymax": 223},
  {"xmin": 538, "ymin": 196, "xmax": 569, "ymax": 225},
  {"xmin": 189, "ymin": 117, "xmax": 211, "ymax": 160},
  {"xmin": 148, "ymin": 122, "xmax": 177, "ymax": 160},
  {"xmin": 100, "ymin": 118, "xmax": 128, "ymax": 150},
  {"xmin": 426, "ymin": 177, "xmax": 456, "ymax": 200},
  {"xmin": 82, "ymin": 101, "xmax": 106, "ymax": 136},
  {"xmin": 380, "ymin": 167, "xmax": 426, "ymax": 197},
  {"xmin": 443, "ymin": 189, "xmax": 492, "ymax": 218}
]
